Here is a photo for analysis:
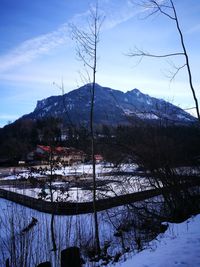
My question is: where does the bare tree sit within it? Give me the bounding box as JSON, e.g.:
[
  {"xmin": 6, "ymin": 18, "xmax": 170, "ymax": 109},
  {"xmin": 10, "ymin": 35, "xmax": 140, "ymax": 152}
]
[
  {"xmin": 70, "ymin": 1, "xmax": 104, "ymax": 255},
  {"xmin": 128, "ymin": 0, "xmax": 200, "ymax": 122}
]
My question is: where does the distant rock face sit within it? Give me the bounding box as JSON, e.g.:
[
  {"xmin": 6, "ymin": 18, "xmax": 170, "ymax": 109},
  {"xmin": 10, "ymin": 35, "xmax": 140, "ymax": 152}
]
[{"xmin": 23, "ymin": 83, "xmax": 196, "ymax": 126}]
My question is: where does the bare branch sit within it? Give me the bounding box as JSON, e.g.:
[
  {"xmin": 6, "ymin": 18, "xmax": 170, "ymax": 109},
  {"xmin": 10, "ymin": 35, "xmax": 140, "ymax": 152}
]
[
  {"xmin": 78, "ymin": 69, "xmax": 91, "ymax": 87},
  {"xmin": 134, "ymin": 0, "xmax": 175, "ymax": 20},
  {"xmin": 130, "ymin": 0, "xmax": 200, "ymax": 121},
  {"xmin": 184, "ymin": 107, "xmax": 196, "ymax": 111},
  {"xmin": 128, "ymin": 47, "xmax": 184, "ymax": 58},
  {"xmin": 151, "ymin": 0, "xmax": 175, "ymax": 20},
  {"xmin": 76, "ymin": 49, "xmax": 93, "ymax": 69},
  {"xmin": 169, "ymin": 63, "xmax": 187, "ymax": 82}
]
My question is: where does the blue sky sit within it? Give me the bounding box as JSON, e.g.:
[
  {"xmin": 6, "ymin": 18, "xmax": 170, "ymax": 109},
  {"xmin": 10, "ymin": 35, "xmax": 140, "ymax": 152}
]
[{"xmin": 0, "ymin": 0, "xmax": 200, "ymax": 127}]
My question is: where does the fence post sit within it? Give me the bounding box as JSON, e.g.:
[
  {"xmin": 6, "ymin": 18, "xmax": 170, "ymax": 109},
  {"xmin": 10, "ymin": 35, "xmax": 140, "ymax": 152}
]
[
  {"xmin": 61, "ymin": 247, "xmax": 81, "ymax": 267},
  {"xmin": 37, "ymin": 262, "xmax": 51, "ymax": 267},
  {"xmin": 6, "ymin": 258, "xmax": 9, "ymax": 267}
]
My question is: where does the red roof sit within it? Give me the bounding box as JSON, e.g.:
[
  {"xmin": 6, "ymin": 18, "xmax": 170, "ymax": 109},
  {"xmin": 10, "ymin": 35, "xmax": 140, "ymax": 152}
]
[
  {"xmin": 94, "ymin": 154, "xmax": 103, "ymax": 160},
  {"xmin": 55, "ymin": 146, "xmax": 65, "ymax": 153}
]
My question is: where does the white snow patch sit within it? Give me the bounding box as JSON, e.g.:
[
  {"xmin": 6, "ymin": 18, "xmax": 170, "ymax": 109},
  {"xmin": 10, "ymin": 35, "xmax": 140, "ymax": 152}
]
[
  {"xmin": 123, "ymin": 109, "xmax": 134, "ymax": 115},
  {"xmin": 137, "ymin": 112, "xmax": 159, "ymax": 120},
  {"xmin": 146, "ymin": 99, "xmax": 152, "ymax": 105},
  {"xmin": 116, "ymin": 215, "xmax": 200, "ymax": 267},
  {"xmin": 177, "ymin": 114, "xmax": 192, "ymax": 121}
]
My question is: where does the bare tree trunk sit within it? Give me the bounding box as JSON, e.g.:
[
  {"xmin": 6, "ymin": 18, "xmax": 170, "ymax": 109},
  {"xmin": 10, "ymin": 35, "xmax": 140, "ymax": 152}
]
[
  {"xmin": 49, "ymin": 147, "xmax": 57, "ymax": 253},
  {"xmin": 50, "ymin": 214, "xmax": 57, "ymax": 252},
  {"xmin": 129, "ymin": 0, "xmax": 200, "ymax": 122},
  {"xmin": 90, "ymin": 82, "xmax": 101, "ymax": 256},
  {"xmin": 70, "ymin": 1, "xmax": 104, "ymax": 256},
  {"xmin": 170, "ymin": 0, "xmax": 200, "ymax": 121}
]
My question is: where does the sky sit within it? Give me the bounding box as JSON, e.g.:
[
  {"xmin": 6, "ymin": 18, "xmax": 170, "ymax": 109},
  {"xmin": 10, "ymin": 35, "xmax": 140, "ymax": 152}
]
[{"xmin": 0, "ymin": 0, "xmax": 200, "ymax": 127}]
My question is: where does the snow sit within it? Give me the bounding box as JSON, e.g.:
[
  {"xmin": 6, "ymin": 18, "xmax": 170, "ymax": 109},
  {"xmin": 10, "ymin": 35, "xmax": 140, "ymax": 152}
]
[
  {"xmin": 0, "ymin": 198, "xmax": 99, "ymax": 266},
  {"xmin": 0, "ymin": 163, "xmax": 138, "ymax": 180},
  {"xmin": 0, "ymin": 163, "xmax": 151, "ymax": 202},
  {"xmin": 177, "ymin": 114, "xmax": 192, "ymax": 121},
  {"xmin": 1, "ymin": 174, "xmax": 150, "ymax": 202},
  {"xmin": 133, "ymin": 89, "xmax": 141, "ymax": 97},
  {"xmin": 0, "ymin": 192, "xmax": 200, "ymax": 266},
  {"xmin": 2, "ymin": 164, "xmax": 200, "ymax": 265},
  {"xmin": 146, "ymin": 99, "xmax": 152, "ymax": 105},
  {"xmin": 175, "ymin": 166, "xmax": 200, "ymax": 176},
  {"xmin": 136, "ymin": 112, "xmax": 159, "ymax": 120},
  {"xmin": 67, "ymin": 103, "xmax": 74, "ymax": 110},
  {"xmin": 123, "ymin": 109, "xmax": 134, "ymax": 115},
  {"xmin": 43, "ymin": 105, "xmax": 51, "ymax": 112},
  {"xmin": 0, "ymin": 171, "xmax": 44, "ymax": 180},
  {"xmin": 116, "ymin": 215, "xmax": 200, "ymax": 267}
]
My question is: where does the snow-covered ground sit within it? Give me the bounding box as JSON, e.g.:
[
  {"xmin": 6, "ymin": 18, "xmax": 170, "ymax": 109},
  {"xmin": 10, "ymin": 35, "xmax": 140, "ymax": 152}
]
[
  {"xmin": 1, "ymin": 163, "xmax": 199, "ymax": 203},
  {"xmin": 116, "ymin": 215, "xmax": 200, "ymax": 267},
  {"xmin": 0, "ymin": 163, "xmax": 137, "ymax": 180},
  {"xmin": 1, "ymin": 164, "xmax": 200, "ymax": 266},
  {"xmin": 0, "ymin": 174, "xmax": 150, "ymax": 202},
  {"xmin": 0, "ymin": 163, "xmax": 153, "ymax": 202},
  {"xmin": 0, "ymin": 196, "xmax": 200, "ymax": 267}
]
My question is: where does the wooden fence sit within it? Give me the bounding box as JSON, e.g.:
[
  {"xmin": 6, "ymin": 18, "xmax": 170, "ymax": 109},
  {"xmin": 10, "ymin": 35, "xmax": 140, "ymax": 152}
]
[
  {"xmin": 0, "ymin": 187, "xmax": 162, "ymax": 215},
  {"xmin": 0, "ymin": 178, "xmax": 200, "ymax": 215}
]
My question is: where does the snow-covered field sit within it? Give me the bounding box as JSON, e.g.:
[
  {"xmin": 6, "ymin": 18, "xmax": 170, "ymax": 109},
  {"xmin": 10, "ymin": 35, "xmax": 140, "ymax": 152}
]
[
  {"xmin": 0, "ymin": 163, "xmax": 136, "ymax": 180},
  {"xmin": 1, "ymin": 163, "xmax": 199, "ymax": 203},
  {"xmin": 0, "ymin": 162, "xmax": 200, "ymax": 266},
  {"xmin": 0, "ymin": 163, "xmax": 152, "ymax": 202},
  {"xmin": 116, "ymin": 215, "xmax": 200, "ymax": 267},
  {"xmin": 0, "ymin": 175, "xmax": 150, "ymax": 202}
]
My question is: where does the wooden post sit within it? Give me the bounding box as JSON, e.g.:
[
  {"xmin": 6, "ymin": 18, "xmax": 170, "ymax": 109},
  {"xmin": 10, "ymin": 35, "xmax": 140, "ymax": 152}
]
[
  {"xmin": 61, "ymin": 247, "xmax": 81, "ymax": 267},
  {"xmin": 6, "ymin": 258, "xmax": 9, "ymax": 267},
  {"xmin": 37, "ymin": 262, "xmax": 51, "ymax": 267}
]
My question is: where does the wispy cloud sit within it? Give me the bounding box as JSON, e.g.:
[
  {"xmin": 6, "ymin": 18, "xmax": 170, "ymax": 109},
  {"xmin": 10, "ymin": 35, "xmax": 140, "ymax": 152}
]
[
  {"xmin": 0, "ymin": 0, "xmax": 138, "ymax": 73},
  {"xmin": 102, "ymin": 1, "xmax": 139, "ymax": 30},
  {"xmin": 0, "ymin": 24, "xmax": 70, "ymax": 73},
  {"xmin": 0, "ymin": 72, "xmax": 54, "ymax": 84}
]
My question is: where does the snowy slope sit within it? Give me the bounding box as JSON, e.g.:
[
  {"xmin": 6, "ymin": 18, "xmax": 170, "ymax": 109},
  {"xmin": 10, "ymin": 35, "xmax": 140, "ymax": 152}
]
[{"xmin": 116, "ymin": 215, "xmax": 200, "ymax": 267}]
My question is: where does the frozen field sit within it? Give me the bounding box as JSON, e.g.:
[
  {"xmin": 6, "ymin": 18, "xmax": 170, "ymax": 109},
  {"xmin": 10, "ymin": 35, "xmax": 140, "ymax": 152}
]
[{"xmin": 0, "ymin": 163, "xmax": 152, "ymax": 202}]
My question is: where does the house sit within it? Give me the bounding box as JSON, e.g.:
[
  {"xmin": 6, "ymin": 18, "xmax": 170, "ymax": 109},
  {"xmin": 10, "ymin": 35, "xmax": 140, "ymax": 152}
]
[
  {"xmin": 61, "ymin": 147, "xmax": 86, "ymax": 165},
  {"xmin": 28, "ymin": 145, "xmax": 86, "ymax": 165},
  {"xmin": 94, "ymin": 154, "xmax": 104, "ymax": 163}
]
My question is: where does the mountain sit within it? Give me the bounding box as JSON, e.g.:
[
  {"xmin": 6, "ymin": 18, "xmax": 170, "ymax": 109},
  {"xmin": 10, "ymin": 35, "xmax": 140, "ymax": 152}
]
[{"xmin": 23, "ymin": 83, "xmax": 196, "ymax": 126}]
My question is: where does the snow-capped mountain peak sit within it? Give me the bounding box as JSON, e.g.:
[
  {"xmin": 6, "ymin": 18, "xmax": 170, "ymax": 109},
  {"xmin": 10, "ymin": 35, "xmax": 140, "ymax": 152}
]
[{"xmin": 23, "ymin": 83, "xmax": 197, "ymax": 126}]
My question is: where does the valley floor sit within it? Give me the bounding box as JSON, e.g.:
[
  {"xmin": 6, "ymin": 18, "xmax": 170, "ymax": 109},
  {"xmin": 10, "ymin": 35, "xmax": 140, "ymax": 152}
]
[
  {"xmin": 1, "ymin": 163, "xmax": 200, "ymax": 266},
  {"xmin": 0, "ymin": 163, "xmax": 151, "ymax": 202}
]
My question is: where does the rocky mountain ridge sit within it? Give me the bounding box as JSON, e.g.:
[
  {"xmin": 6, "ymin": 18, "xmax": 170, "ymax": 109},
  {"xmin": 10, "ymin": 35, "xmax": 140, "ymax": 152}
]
[{"xmin": 23, "ymin": 83, "xmax": 196, "ymax": 126}]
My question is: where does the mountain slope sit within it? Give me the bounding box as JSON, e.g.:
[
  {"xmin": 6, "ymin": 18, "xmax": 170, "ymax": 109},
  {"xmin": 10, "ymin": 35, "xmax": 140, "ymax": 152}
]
[{"xmin": 23, "ymin": 83, "xmax": 196, "ymax": 126}]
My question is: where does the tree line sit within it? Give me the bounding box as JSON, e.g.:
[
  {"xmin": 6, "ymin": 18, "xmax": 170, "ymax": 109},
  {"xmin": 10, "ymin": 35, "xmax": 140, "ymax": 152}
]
[{"xmin": 0, "ymin": 116, "xmax": 199, "ymax": 168}]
